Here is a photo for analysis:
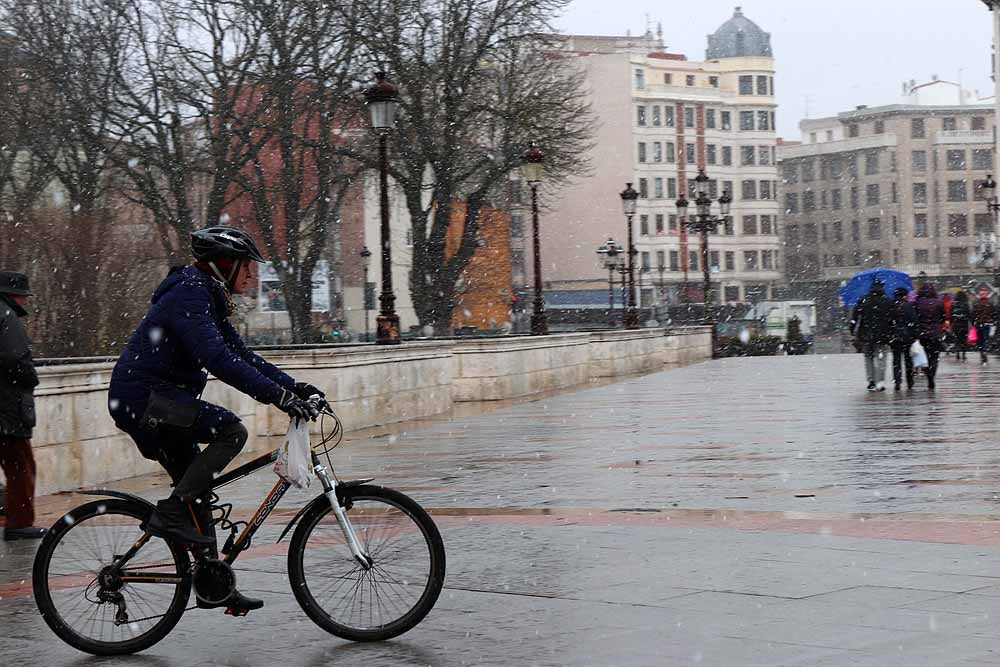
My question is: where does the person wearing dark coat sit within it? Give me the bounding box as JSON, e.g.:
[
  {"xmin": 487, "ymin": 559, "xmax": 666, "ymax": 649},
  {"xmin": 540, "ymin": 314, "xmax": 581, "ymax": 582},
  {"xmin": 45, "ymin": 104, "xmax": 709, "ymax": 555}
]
[
  {"xmin": 850, "ymin": 279, "xmax": 894, "ymax": 391},
  {"xmin": 950, "ymin": 290, "xmax": 971, "ymax": 361},
  {"xmin": 972, "ymin": 288, "xmax": 996, "ymax": 365},
  {"xmin": 889, "ymin": 287, "xmax": 918, "ymax": 391},
  {"xmin": 109, "ymin": 227, "xmax": 324, "ymax": 615},
  {"xmin": 0, "ymin": 271, "xmax": 46, "ymax": 540},
  {"xmin": 915, "ymin": 281, "xmax": 946, "ymax": 390}
]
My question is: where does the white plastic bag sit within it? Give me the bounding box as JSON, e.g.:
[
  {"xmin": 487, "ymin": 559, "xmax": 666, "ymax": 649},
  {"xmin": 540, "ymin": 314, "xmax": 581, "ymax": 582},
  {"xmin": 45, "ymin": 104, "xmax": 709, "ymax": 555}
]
[
  {"xmin": 273, "ymin": 419, "xmax": 311, "ymax": 489},
  {"xmin": 910, "ymin": 340, "xmax": 928, "ymax": 369}
]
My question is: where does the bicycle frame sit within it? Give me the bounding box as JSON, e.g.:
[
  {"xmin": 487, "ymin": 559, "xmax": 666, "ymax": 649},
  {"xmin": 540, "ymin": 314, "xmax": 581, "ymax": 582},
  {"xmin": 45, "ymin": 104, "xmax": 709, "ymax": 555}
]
[{"xmin": 114, "ymin": 444, "xmax": 373, "ymax": 587}]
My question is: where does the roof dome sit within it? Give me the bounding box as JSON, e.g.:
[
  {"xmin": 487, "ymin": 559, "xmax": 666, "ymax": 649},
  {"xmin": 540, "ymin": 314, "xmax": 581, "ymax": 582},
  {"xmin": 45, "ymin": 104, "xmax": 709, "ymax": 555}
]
[{"xmin": 706, "ymin": 6, "xmax": 773, "ymax": 59}]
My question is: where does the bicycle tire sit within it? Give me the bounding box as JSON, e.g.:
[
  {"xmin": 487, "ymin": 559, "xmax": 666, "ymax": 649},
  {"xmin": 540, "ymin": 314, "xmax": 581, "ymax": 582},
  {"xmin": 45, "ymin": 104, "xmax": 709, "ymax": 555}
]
[
  {"xmin": 33, "ymin": 498, "xmax": 191, "ymax": 655},
  {"xmin": 287, "ymin": 484, "xmax": 445, "ymax": 641}
]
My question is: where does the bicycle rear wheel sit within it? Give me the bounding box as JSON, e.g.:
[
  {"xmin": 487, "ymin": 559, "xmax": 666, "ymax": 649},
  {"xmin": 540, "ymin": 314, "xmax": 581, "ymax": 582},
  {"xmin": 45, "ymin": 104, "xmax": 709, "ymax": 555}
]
[
  {"xmin": 287, "ymin": 485, "xmax": 445, "ymax": 641},
  {"xmin": 33, "ymin": 498, "xmax": 191, "ymax": 655}
]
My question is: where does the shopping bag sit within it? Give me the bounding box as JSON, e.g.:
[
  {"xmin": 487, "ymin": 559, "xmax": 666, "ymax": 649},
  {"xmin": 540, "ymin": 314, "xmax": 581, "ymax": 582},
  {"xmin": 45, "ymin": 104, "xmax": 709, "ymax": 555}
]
[
  {"xmin": 273, "ymin": 418, "xmax": 312, "ymax": 489},
  {"xmin": 968, "ymin": 326, "xmax": 978, "ymax": 345},
  {"xmin": 910, "ymin": 340, "xmax": 928, "ymax": 369}
]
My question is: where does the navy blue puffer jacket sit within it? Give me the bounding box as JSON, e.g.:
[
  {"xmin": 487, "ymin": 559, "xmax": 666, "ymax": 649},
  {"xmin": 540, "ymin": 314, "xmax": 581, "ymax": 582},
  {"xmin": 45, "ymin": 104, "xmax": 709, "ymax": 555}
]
[{"xmin": 109, "ymin": 265, "xmax": 293, "ymax": 424}]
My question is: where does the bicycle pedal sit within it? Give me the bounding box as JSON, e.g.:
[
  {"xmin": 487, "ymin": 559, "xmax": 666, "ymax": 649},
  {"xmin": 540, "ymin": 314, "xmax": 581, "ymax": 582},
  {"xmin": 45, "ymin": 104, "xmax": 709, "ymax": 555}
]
[{"xmin": 224, "ymin": 607, "xmax": 250, "ymax": 617}]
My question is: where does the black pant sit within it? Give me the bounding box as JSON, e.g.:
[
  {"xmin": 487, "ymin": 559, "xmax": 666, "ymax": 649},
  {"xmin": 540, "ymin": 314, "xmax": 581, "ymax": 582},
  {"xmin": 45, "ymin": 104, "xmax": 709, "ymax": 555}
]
[
  {"xmin": 891, "ymin": 341, "xmax": 914, "ymax": 387},
  {"xmin": 919, "ymin": 336, "xmax": 942, "ymax": 385}
]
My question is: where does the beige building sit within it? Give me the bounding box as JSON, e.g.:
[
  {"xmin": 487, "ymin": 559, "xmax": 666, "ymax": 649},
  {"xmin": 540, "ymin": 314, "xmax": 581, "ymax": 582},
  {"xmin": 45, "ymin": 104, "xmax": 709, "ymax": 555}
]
[
  {"xmin": 539, "ymin": 8, "xmax": 781, "ymax": 319},
  {"xmin": 779, "ymin": 78, "xmax": 997, "ymax": 332}
]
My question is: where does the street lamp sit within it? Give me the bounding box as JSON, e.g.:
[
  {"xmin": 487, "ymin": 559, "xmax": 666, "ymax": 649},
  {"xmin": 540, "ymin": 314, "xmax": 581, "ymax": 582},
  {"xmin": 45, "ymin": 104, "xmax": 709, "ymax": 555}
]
[
  {"xmin": 596, "ymin": 237, "xmax": 625, "ymax": 327},
  {"xmin": 978, "ymin": 174, "xmax": 1000, "ymax": 285},
  {"xmin": 619, "ymin": 182, "xmax": 640, "ymax": 329},
  {"xmin": 675, "ymin": 168, "xmax": 732, "ymax": 357},
  {"xmin": 522, "ymin": 143, "xmax": 548, "ymax": 335},
  {"xmin": 359, "ymin": 245, "xmax": 372, "ymax": 341},
  {"xmin": 364, "ymin": 71, "xmax": 401, "ymax": 345}
]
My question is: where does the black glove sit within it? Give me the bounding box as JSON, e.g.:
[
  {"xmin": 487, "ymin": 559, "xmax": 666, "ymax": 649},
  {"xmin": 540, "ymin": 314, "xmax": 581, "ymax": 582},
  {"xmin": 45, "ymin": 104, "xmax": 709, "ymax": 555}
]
[
  {"xmin": 292, "ymin": 381, "xmax": 325, "ymax": 400},
  {"xmin": 276, "ymin": 388, "xmax": 319, "ymax": 422}
]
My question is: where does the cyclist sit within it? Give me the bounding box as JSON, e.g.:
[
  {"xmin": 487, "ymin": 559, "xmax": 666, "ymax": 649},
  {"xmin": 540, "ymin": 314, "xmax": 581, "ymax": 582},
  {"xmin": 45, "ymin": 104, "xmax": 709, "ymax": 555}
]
[{"xmin": 108, "ymin": 226, "xmax": 324, "ymax": 614}]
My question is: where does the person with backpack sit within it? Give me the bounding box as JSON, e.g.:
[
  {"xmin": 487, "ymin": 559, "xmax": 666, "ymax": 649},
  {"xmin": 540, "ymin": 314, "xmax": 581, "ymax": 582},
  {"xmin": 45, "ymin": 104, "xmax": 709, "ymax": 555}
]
[
  {"xmin": 850, "ymin": 279, "xmax": 894, "ymax": 391},
  {"xmin": 972, "ymin": 288, "xmax": 996, "ymax": 365}
]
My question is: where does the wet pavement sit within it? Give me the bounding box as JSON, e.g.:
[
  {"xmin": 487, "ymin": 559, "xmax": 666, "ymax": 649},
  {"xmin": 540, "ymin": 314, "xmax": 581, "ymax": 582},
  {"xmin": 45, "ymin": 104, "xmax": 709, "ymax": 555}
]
[{"xmin": 6, "ymin": 353, "xmax": 1000, "ymax": 665}]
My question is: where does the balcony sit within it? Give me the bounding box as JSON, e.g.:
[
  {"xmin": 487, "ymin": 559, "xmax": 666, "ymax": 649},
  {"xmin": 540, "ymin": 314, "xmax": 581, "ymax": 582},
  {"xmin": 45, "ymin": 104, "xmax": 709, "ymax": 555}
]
[
  {"xmin": 933, "ymin": 130, "xmax": 993, "ymax": 145},
  {"xmin": 779, "ymin": 134, "xmax": 897, "ymax": 159}
]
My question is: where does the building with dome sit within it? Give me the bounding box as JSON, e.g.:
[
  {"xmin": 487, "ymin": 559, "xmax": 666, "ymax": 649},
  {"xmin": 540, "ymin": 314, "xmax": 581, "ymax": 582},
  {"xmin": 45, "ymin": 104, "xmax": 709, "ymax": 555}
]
[{"xmin": 530, "ymin": 8, "xmax": 780, "ymax": 327}]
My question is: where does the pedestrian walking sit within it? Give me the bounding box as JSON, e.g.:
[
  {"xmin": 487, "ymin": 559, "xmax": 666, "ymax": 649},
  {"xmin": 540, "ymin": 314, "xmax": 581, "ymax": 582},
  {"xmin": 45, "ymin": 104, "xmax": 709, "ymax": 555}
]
[
  {"xmin": 972, "ymin": 287, "xmax": 996, "ymax": 365},
  {"xmin": 850, "ymin": 279, "xmax": 893, "ymax": 392},
  {"xmin": 915, "ymin": 280, "xmax": 946, "ymax": 390},
  {"xmin": 0, "ymin": 271, "xmax": 45, "ymax": 540},
  {"xmin": 950, "ymin": 290, "xmax": 971, "ymax": 361},
  {"xmin": 890, "ymin": 287, "xmax": 918, "ymax": 391}
]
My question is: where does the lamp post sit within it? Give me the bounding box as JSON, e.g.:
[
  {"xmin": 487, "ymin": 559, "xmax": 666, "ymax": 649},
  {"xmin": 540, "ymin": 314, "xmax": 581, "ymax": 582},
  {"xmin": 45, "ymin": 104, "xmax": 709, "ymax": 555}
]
[
  {"xmin": 978, "ymin": 175, "xmax": 1000, "ymax": 286},
  {"xmin": 675, "ymin": 168, "xmax": 732, "ymax": 357},
  {"xmin": 364, "ymin": 72, "xmax": 401, "ymax": 345},
  {"xmin": 619, "ymin": 183, "xmax": 640, "ymax": 329},
  {"xmin": 523, "ymin": 144, "xmax": 548, "ymax": 335},
  {"xmin": 359, "ymin": 245, "xmax": 372, "ymax": 341},
  {"xmin": 596, "ymin": 237, "xmax": 625, "ymax": 328}
]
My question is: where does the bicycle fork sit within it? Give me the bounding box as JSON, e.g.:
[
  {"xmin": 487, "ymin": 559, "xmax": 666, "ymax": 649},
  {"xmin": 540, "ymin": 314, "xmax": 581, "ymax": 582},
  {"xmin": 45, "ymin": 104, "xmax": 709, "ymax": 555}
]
[{"xmin": 312, "ymin": 458, "xmax": 373, "ymax": 570}]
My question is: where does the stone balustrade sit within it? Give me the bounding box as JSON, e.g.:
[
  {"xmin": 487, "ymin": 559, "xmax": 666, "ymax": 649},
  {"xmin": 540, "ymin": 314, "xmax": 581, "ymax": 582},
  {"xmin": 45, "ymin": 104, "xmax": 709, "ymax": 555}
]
[{"xmin": 27, "ymin": 327, "xmax": 710, "ymax": 494}]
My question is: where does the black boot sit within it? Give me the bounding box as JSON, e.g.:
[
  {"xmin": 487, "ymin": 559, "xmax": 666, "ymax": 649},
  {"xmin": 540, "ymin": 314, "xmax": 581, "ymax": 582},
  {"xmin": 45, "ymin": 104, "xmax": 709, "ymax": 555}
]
[
  {"xmin": 145, "ymin": 497, "xmax": 214, "ymax": 545},
  {"xmin": 197, "ymin": 589, "xmax": 264, "ymax": 616}
]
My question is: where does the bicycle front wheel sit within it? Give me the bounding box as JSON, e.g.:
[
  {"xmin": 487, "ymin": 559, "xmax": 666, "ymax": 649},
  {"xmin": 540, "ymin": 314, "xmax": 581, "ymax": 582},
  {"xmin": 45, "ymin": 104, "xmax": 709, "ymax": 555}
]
[
  {"xmin": 287, "ymin": 485, "xmax": 445, "ymax": 641},
  {"xmin": 33, "ymin": 498, "xmax": 191, "ymax": 655}
]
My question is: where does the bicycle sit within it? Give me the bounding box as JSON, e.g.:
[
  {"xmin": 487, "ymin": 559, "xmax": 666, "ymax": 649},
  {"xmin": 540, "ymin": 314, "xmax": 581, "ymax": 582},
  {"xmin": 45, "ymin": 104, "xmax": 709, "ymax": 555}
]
[{"xmin": 31, "ymin": 401, "xmax": 446, "ymax": 656}]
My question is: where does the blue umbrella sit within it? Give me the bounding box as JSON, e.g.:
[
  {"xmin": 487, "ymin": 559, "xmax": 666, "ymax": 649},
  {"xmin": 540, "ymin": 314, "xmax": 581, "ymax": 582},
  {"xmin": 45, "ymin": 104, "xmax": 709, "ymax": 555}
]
[{"xmin": 839, "ymin": 267, "xmax": 913, "ymax": 307}]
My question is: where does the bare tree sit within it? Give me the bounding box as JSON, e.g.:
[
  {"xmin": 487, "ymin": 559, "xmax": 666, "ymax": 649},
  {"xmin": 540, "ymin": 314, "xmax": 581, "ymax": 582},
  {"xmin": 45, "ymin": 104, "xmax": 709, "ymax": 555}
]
[{"xmin": 343, "ymin": 0, "xmax": 594, "ymax": 334}]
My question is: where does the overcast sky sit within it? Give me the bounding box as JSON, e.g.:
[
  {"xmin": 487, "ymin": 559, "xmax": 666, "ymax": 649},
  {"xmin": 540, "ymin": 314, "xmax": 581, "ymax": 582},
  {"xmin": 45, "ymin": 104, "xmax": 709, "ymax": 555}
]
[{"xmin": 554, "ymin": 1, "xmax": 995, "ymax": 139}]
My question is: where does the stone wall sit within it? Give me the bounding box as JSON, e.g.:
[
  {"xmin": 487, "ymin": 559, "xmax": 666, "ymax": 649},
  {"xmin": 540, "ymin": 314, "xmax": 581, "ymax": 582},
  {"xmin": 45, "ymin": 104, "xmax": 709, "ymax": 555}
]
[{"xmin": 28, "ymin": 327, "xmax": 709, "ymax": 494}]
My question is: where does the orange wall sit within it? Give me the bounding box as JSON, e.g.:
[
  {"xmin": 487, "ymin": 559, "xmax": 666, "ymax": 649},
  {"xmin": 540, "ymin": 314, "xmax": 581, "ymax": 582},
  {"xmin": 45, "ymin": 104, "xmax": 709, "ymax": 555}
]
[{"xmin": 445, "ymin": 202, "xmax": 513, "ymax": 330}]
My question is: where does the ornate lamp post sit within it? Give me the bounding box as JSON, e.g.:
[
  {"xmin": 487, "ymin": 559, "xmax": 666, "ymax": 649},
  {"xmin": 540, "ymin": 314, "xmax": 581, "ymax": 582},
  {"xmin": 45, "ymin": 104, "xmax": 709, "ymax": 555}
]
[
  {"xmin": 675, "ymin": 168, "xmax": 732, "ymax": 357},
  {"xmin": 619, "ymin": 183, "xmax": 640, "ymax": 329},
  {"xmin": 522, "ymin": 144, "xmax": 548, "ymax": 335},
  {"xmin": 978, "ymin": 175, "xmax": 1000, "ymax": 286},
  {"xmin": 596, "ymin": 237, "xmax": 625, "ymax": 328},
  {"xmin": 359, "ymin": 245, "xmax": 372, "ymax": 341},
  {"xmin": 364, "ymin": 72, "xmax": 401, "ymax": 345}
]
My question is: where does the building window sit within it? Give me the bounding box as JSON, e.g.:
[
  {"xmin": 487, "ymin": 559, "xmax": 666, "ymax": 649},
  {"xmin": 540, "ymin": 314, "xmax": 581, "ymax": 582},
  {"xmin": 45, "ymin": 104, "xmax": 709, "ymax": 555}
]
[
  {"xmin": 706, "ymin": 109, "xmax": 716, "ymax": 129},
  {"xmin": 874, "ymin": 120, "xmax": 885, "ymax": 134},
  {"xmin": 706, "ymin": 144, "xmax": 717, "ymax": 165},
  {"xmin": 722, "ymin": 146, "xmax": 732, "ymax": 166},
  {"xmin": 912, "ymin": 182, "xmax": 927, "ymax": 205},
  {"xmin": 949, "ymin": 247, "xmax": 967, "ymax": 268},
  {"xmin": 948, "ymin": 213, "xmax": 968, "ymax": 236},
  {"xmin": 758, "ymin": 146, "xmax": 771, "ymax": 166},
  {"xmin": 668, "ymin": 214, "xmax": 678, "ymax": 232},
  {"xmin": 741, "ymin": 146, "xmax": 756, "ymax": 166},
  {"xmin": 912, "ymin": 150, "xmax": 927, "ymax": 172},
  {"xmin": 846, "ymin": 155, "xmax": 858, "ymax": 177},
  {"xmin": 739, "ymin": 111, "xmax": 754, "ymax": 130},
  {"xmin": 640, "ymin": 215, "xmax": 649, "ymax": 235},
  {"xmin": 651, "ymin": 106, "xmax": 661, "ymax": 127},
  {"xmin": 868, "ymin": 249, "xmax": 882, "ymax": 266},
  {"xmin": 709, "ymin": 76, "xmax": 719, "ymax": 88},
  {"xmin": 802, "ymin": 159, "xmax": 815, "ymax": 182},
  {"xmin": 975, "ymin": 213, "xmax": 992, "ymax": 233},
  {"xmin": 667, "ymin": 178, "xmax": 677, "ymax": 199},
  {"xmin": 686, "ymin": 143, "xmax": 696, "ymax": 164},
  {"xmin": 850, "ymin": 186, "xmax": 859, "ymax": 209},
  {"xmin": 947, "ymin": 180, "xmax": 967, "ymax": 202},
  {"xmin": 891, "ymin": 182, "xmax": 898, "ymax": 203},
  {"xmin": 865, "ymin": 151, "xmax": 879, "ymax": 175},
  {"xmin": 684, "ymin": 107, "xmax": 695, "ymax": 128},
  {"xmin": 653, "ymin": 142, "xmax": 662, "ymax": 162},
  {"xmin": 866, "ymin": 183, "xmax": 880, "ymax": 206},
  {"xmin": 721, "ymin": 111, "xmax": 731, "ymax": 130},
  {"xmin": 669, "ymin": 250, "xmax": 679, "ymax": 270},
  {"xmin": 744, "ymin": 251, "xmax": 759, "ymax": 271},
  {"xmin": 663, "ymin": 73, "xmax": 672, "ymax": 85},
  {"xmin": 851, "ymin": 220, "xmax": 860, "ymax": 241},
  {"xmin": 724, "ymin": 252, "xmax": 735, "ymax": 271},
  {"xmin": 947, "ymin": 149, "xmax": 966, "ymax": 170},
  {"xmin": 868, "ymin": 218, "xmax": 881, "ymax": 240},
  {"xmin": 664, "ymin": 106, "xmax": 675, "ymax": 127},
  {"xmin": 914, "ymin": 214, "xmax": 928, "ymax": 238},
  {"xmin": 637, "ymin": 142, "xmax": 646, "ymax": 163},
  {"xmin": 803, "ymin": 191, "xmax": 816, "ymax": 211},
  {"xmin": 689, "ymin": 250, "xmax": 699, "ymax": 271},
  {"xmin": 756, "ymin": 75, "xmax": 768, "ymax": 96},
  {"xmin": 709, "ymin": 251, "xmax": 720, "ymax": 270},
  {"xmin": 656, "ymin": 250, "xmax": 665, "ymax": 268},
  {"xmin": 655, "ymin": 214, "xmax": 665, "ymax": 234},
  {"xmin": 973, "ymin": 116, "xmax": 987, "ymax": 131},
  {"xmin": 757, "ymin": 110, "xmax": 770, "ymax": 131},
  {"xmin": 653, "ymin": 177, "xmax": 663, "ymax": 198},
  {"xmin": 829, "ymin": 156, "xmax": 843, "ymax": 179},
  {"xmin": 785, "ymin": 192, "xmax": 799, "ymax": 214},
  {"xmin": 942, "ymin": 117, "xmax": 957, "ymax": 131},
  {"xmin": 832, "ymin": 220, "xmax": 843, "ymax": 241},
  {"xmin": 634, "ymin": 68, "xmax": 645, "ymax": 89},
  {"xmin": 724, "ymin": 285, "xmax": 739, "ymax": 301},
  {"xmin": 665, "ymin": 141, "xmax": 676, "ymax": 163},
  {"xmin": 739, "ymin": 75, "xmax": 753, "ymax": 95},
  {"xmin": 743, "ymin": 215, "xmax": 757, "ymax": 235},
  {"xmin": 686, "ymin": 74, "xmax": 695, "ymax": 87},
  {"xmin": 762, "ymin": 250, "xmax": 774, "ymax": 270},
  {"xmin": 848, "ymin": 123, "xmax": 859, "ymax": 138},
  {"xmin": 760, "ymin": 215, "xmax": 773, "ymax": 234},
  {"xmin": 759, "ymin": 181, "xmax": 772, "ymax": 200},
  {"xmin": 641, "ymin": 251, "xmax": 651, "ymax": 269},
  {"xmin": 832, "ymin": 189, "xmax": 842, "ymax": 210},
  {"xmin": 911, "ymin": 118, "xmax": 925, "ymax": 138},
  {"xmin": 741, "ymin": 180, "xmax": 757, "ymax": 200},
  {"xmin": 636, "ymin": 106, "xmax": 646, "ymax": 126},
  {"xmin": 783, "ymin": 163, "xmax": 798, "ymax": 184},
  {"xmin": 638, "ymin": 178, "xmax": 648, "ymax": 198},
  {"xmin": 973, "ymin": 149, "xmax": 993, "ymax": 170},
  {"xmin": 915, "ymin": 249, "xmax": 929, "ymax": 264},
  {"xmin": 809, "ymin": 131, "xmax": 818, "ymax": 144}
]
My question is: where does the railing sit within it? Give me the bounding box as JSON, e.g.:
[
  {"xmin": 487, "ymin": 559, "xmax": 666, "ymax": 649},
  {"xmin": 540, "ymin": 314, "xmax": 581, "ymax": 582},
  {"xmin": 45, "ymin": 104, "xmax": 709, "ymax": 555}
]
[
  {"xmin": 934, "ymin": 130, "xmax": 993, "ymax": 144},
  {"xmin": 780, "ymin": 134, "xmax": 897, "ymax": 159}
]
